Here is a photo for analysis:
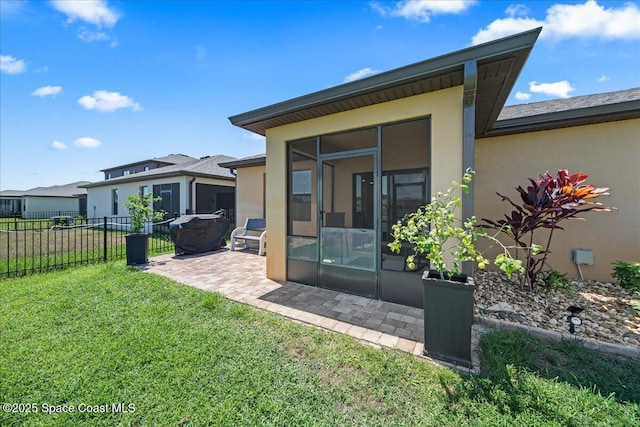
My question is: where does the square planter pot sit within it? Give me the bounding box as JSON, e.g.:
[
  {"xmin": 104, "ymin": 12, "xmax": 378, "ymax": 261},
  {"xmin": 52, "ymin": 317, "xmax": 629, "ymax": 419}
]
[
  {"xmin": 422, "ymin": 270, "xmax": 475, "ymax": 368},
  {"xmin": 125, "ymin": 233, "xmax": 149, "ymax": 265}
]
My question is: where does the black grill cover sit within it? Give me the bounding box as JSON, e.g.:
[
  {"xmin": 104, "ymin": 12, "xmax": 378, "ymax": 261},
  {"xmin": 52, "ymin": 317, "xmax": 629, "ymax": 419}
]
[{"xmin": 170, "ymin": 214, "xmax": 230, "ymax": 255}]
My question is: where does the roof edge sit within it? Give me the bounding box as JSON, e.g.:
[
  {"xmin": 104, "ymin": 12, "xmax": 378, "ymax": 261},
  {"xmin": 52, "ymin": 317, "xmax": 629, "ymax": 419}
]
[
  {"xmin": 80, "ymin": 171, "xmax": 235, "ymax": 188},
  {"xmin": 486, "ymin": 99, "xmax": 640, "ymax": 136},
  {"xmin": 219, "ymin": 156, "xmax": 266, "ymax": 169},
  {"xmin": 229, "ymin": 28, "xmax": 542, "ymax": 130}
]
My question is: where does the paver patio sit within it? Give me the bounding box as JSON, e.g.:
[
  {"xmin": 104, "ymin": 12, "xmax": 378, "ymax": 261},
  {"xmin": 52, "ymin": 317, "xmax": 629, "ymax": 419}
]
[{"xmin": 141, "ymin": 248, "xmax": 481, "ymax": 371}]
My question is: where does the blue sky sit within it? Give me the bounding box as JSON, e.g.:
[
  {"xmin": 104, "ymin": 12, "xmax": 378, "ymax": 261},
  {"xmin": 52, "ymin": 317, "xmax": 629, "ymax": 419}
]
[{"xmin": 1, "ymin": 0, "xmax": 639, "ymax": 190}]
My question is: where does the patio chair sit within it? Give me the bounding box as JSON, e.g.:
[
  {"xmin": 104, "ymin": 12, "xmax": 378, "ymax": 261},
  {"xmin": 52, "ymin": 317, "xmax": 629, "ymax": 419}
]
[{"xmin": 230, "ymin": 218, "xmax": 267, "ymax": 256}]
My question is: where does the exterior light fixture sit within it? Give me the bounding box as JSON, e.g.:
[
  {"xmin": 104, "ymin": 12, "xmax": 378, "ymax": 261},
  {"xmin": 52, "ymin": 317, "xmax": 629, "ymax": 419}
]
[{"xmin": 566, "ymin": 305, "xmax": 583, "ymax": 334}]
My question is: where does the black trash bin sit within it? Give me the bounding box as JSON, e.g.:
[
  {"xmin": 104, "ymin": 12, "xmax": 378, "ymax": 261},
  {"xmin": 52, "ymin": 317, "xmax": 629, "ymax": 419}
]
[{"xmin": 169, "ymin": 213, "xmax": 230, "ymax": 255}]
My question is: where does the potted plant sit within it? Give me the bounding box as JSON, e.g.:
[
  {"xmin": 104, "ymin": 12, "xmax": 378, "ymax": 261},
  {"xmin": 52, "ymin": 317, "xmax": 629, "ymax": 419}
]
[
  {"xmin": 124, "ymin": 193, "xmax": 164, "ymax": 265},
  {"xmin": 389, "ymin": 169, "xmax": 525, "ymax": 368}
]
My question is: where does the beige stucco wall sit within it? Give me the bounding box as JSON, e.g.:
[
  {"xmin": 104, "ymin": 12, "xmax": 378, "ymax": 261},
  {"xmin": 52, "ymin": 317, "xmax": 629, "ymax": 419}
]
[
  {"xmin": 476, "ymin": 118, "xmax": 640, "ymax": 281},
  {"xmin": 265, "ymin": 87, "xmax": 464, "ymax": 280},
  {"xmin": 234, "ymin": 165, "xmax": 265, "ymax": 228}
]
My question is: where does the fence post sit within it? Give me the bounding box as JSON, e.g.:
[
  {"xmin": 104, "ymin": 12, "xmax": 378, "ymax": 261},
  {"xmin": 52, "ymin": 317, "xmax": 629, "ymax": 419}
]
[
  {"xmin": 103, "ymin": 216, "xmax": 108, "ymax": 262},
  {"xmin": 13, "ymin": 212, "xmax": 18, "ymax": 231}
]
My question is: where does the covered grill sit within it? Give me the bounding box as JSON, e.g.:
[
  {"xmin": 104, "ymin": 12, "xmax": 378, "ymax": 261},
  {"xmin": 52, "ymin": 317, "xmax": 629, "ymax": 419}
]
[{"xmin": 169, "ymin": 212, "xmax": 230, "ymax": 255}]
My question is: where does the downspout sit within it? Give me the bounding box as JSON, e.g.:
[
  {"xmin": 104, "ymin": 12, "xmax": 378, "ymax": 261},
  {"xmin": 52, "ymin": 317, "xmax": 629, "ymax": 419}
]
[
  {"xmin": 462, "ymin": 60, "xmax": 477, "ymax": 277},
  {"xmin": 188, "ymin": 176, "xmax": 196, "ymax": 215}
]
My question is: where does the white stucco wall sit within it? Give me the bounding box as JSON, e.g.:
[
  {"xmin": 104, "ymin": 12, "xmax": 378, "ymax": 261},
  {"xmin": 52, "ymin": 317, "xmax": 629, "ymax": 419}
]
[
  {"xmin": 87, "ymin": 176, "xmax": 190, "ymax": 219},
  {"xmin": 22, "ymin": 196, "xmax": 79, "ymax": 217},
  {"xmin": 86, "ymin": 176, "xmax": 235, "ymax": 219}
]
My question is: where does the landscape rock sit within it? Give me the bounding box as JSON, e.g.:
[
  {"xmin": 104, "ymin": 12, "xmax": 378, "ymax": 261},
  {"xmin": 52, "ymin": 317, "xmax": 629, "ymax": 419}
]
[{"xmin": 474, "ymin": 270, "xmax": 640, "ymax": 349}]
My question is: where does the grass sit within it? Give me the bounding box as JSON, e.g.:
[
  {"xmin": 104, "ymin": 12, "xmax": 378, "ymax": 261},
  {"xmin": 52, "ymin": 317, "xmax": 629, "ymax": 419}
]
[
  {"xmin": 0, "ymin": 226, "xmax": 173, "ymax": 277},
  {"xmin": 478, "ymin": 329, "xmax": 640, "ymax": 404},
  {"xmin": 1, "ymin": 263, "xmax": 638, "ymax": 426}
]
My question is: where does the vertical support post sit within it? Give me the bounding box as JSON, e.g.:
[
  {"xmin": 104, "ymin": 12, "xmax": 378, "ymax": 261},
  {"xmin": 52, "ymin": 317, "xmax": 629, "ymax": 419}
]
[
  {"xmin": 462, "ymin": 60, "xmax": 477, "ymax": 277},
  {"xmin": 103, "ymin": 216, "xmax": 108, "ymax": 262}
]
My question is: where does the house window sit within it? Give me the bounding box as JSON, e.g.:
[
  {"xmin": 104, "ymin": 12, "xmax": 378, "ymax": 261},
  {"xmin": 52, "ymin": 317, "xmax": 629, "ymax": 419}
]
[
  {"xmin": 123, "ymin": 170, "xmax": 131, "ymax": 176},
  {"xmin": 140, "ymin": 186, "xmax": 149, "ymax": 198},
  {"xmin": 106, "ymin": 173, "xmax": 111, "ymax": 180},
  {"xmin": 112, "ymin": 189, "xmax": 118, "ymax": 215},
  {"xmin": 143, "ymin": 166, "xmax": 150, "ymax": 171}
]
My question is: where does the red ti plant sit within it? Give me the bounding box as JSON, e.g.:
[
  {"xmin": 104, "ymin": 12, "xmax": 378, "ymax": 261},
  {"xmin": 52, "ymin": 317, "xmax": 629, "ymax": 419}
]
[{"xmin": 482, "ymin": 170, "xmax": 614, "ymax": 291}]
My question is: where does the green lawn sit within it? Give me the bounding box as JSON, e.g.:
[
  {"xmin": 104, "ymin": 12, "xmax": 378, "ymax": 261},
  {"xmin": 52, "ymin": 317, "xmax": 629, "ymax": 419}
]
[
  {"xmin": 1, "ymin": 264, "xmax": 638, "ymax": 426},
  {"xmin": 0, "ymin": 227, "xmax": 173, "ymax": 277}
]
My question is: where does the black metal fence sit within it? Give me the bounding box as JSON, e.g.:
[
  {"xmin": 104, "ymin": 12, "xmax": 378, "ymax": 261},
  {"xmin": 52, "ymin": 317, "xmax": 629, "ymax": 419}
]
[
  {"xmin": 1, "ymin": 211, "xmax": 83, "ymax": 219},
  {"xmin": 0, "ymin": 216, "xmax": 176, "ymax": 279}
]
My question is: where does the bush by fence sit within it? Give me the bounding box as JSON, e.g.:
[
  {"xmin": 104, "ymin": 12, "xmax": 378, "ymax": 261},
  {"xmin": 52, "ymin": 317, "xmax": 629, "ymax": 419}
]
[{"xmin": 0, "ymin": 216, "xmax": 175, "ymax": 278}]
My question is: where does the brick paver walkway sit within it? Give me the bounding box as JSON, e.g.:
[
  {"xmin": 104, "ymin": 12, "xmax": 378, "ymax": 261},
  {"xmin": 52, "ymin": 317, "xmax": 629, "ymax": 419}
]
[{"xmin": 141, "ymin": 248, "xmax": 480, "ymax": 371}]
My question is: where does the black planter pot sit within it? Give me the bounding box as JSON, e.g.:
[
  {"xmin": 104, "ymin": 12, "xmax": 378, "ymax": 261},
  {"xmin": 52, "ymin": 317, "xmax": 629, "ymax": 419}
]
[
  {"xmin": 125, "ymin": 233, "xmax": 149, "ymax": 265},
  {"xmin": 422, "ymin": 270, "xmax": 475, "ymax": 368}
]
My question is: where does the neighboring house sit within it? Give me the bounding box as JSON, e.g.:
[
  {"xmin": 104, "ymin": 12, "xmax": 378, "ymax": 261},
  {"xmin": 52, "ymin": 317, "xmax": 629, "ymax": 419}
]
[
  {"xmin": 219, "ymin": 153, "xmax": 266, "ymax": 224},
  {"xmin": 101, "ymin": 153, "xmax": 197, "ymax": 180},
  {"xmin": 0, "ymin": 181, "xmax": 89, "ymax": 218},
  {"xmin": 0, "ymin": 190, "xmax": 23, "ymax": 217},
  {"xmin": 82, "ymin": 155, "xmax": 237, "ymax": 220},
  {"xmin": 228, "ymin": 27, "xmax": 639, "ymax": 307}
]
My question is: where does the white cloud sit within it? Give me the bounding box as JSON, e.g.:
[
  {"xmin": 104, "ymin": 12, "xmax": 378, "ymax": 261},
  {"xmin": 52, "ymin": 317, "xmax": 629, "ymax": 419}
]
[
  {"xmin": 50, "ymin": 0, "xmax": 119, "ymax": 28},
  {"xmin": 472, "ymin": 1, "xmax": 640, "ymax": 45},
  {"xmin": 77, "ymin": 28, "xmax": 109, "ymax": 42},
  {"xmin": 32, "ymin": 86, "xmax": 63, "ymax": 97},
  {"xmin": 597, "ymin": 75, "xmax": 610, "ymax": 82},
  {"xmin": 73, "ymin": 137, "xmax": 102, "ymax": 148},
  {"xmin": 371, "ymin": 0, "xmax": 477, "ymax": 23},
  {"xmin": 78, "ymin": 90, "xmax": 142, "ymax": 112},
  {"xmin": 344, "ymin": 67, "xmax": 379, "ymax": 83},
  {"xmin": 544, "ymin": 1, "xmax": 640, "ymax": 40},
  {"xmin": 529, "ymin": 80, "xmax": 575, "ymax": 98},
  {"xmin": 51, "ymin": 141, "xmax": 67, "ymax": 150},
  {"xmin": 505, "ymin": 4, "xmax": 530, "ymax": 18},
  {"xmin": 515, "ymin": 91, "xmax": 531, "ymax": 101},
  {"xmin": 472, "ymin": 17, "xmax": 543, "ymax": 45},
  {"xmin": 1, "ymin": 55, "xmax": 26, "ymax": 74}
]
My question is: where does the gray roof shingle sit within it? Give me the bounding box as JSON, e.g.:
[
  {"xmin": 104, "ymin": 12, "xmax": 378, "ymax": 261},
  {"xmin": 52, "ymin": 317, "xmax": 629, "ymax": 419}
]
[
  {"xmin": 152, "ymin": 154, "xmax": 198, "ymax": 164},
  {"xmin": 83, "ymin": 155, "xmax": 237, "ymax": 188},
  {"xmin": 1, "ymin": 181, "xmax": 90, "ymax": 198},
  {"xmin": 498, "ymin": 87, "xmax": 640, "ymax": 121},
  {"xmin": 219, "ymin": 153, "xmax": 266, "ymax": 169}
]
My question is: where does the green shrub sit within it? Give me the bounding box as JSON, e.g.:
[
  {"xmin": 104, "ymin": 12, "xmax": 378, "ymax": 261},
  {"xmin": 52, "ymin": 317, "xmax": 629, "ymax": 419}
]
[
  {"xmin": 538, "ymin": 269, "xmax": 574, "ymax": 293},
  {"xmin": 611, "ymin": 260, "xmax": 640, "ymax": 291}
]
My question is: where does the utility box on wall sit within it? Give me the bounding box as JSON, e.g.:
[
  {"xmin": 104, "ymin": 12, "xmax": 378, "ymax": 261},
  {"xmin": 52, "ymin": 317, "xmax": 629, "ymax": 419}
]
[{"xmin": 573, "ymin": 249, "xmax": 594, "ymax": 266}]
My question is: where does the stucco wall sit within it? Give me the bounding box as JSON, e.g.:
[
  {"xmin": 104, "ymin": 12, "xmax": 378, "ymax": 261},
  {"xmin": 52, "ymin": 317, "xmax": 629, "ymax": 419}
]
[
  {"xmin": 265, "ymin": 87, "xmax": 464, "ymax": 280},
  {"xmin": 23, "ymin": 197, "xmax": 79, "ymax": 217},
  {"xmin": 233, "ymin": 165, "xmax": 265, "ymax": 228},
  {"xmin": 87, "ymin": 176, "xmax": 190, "ymax": 218},
  {"xmin": 476, "ymin": 118, "xmax": 640, "ymax": 282}
]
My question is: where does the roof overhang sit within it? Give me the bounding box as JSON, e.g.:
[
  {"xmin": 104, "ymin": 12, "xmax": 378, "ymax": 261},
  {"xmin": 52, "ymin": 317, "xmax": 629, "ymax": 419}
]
[
  {"xmin": 219, "ymin": 156, "xmax": 266, "ymax": 169},
  {"xmin": 483, "ymin": 98, "xmax": 640, "ymax": 138},
  {"xmin": 81, "ymin": 171, "xmax": 235, "ymax": 189},
  {"xmin": 229, "ymin": 28, "xmax": 541, "ymax": 138}
]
